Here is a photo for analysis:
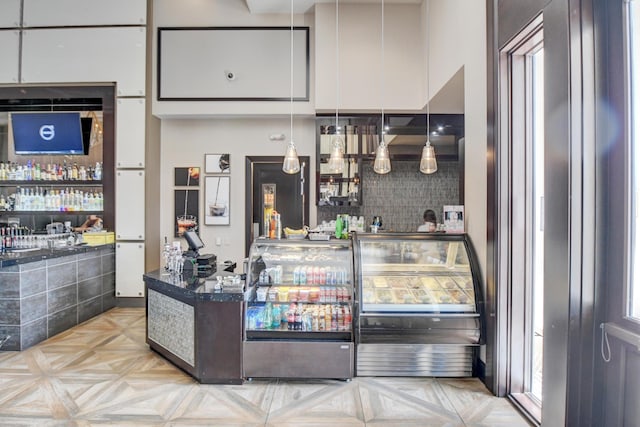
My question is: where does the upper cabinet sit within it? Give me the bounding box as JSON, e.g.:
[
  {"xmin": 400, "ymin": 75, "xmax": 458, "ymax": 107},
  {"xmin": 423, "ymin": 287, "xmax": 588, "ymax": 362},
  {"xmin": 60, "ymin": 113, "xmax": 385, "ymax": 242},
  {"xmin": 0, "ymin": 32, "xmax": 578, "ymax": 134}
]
[
  {"xmin": 21, "ymin": 27, "xmax": 146, "ymax": 96},
  {"xmin": 315, "ymin": 3, "xmax": 425, "ymax": 112},
  {"xmin": 23, "ymin": 0, "xmax": 146, "ymax": 27},
  {"xmin": 0, "ymin": 0, "xmax": 21, "ymax": 28},
  {"xmin": 0, "ymin": 31, "xmax": 19, "ymax": 83}
]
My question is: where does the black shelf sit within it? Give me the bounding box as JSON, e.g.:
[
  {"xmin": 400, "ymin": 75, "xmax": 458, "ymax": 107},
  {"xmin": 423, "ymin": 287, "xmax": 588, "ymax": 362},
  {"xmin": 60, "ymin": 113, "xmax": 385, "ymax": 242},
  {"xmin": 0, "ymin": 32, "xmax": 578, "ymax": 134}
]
[
  {"xmin": 2, "ymin": 210, "xmax": 103, "ymax": 215},
  {"xmin": 245, "ymin": 329, "xmax": 352, "ymax": 341}
]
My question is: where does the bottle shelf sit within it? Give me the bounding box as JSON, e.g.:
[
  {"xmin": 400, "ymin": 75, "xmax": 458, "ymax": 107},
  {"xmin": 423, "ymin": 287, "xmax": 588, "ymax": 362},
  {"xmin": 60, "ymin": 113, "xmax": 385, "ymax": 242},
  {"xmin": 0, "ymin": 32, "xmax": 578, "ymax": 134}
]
[
  {"xmin": 1, "ymin": 210, "xmax": 103, "ymax": 215},
  {"xmin": 0, "ymin": 180, "xmax": 103, "ymax": 186}
]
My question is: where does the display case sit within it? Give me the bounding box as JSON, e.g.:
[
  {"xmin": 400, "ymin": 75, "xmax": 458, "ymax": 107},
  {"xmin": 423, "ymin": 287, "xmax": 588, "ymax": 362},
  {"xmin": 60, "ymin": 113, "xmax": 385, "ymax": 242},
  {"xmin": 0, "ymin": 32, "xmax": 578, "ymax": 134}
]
[
  {"xmin": 354, "ymin": 232, "xmax": 484, "ymax": 377},
  {"xmin": 243, "ymin": 238, "xmax": 354, "ymax": 380}
]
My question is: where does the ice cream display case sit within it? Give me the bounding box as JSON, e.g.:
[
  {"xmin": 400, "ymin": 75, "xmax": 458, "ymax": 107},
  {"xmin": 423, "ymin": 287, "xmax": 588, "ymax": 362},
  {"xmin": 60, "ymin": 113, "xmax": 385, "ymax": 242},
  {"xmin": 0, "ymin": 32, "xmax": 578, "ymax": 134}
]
[
  {"xmin": 353, "ymin": 232, "xmax": 484, "ymax": 377},
  {"xmin": 243, "ymin": 238, "xmax": 354, "ymax": 380}
]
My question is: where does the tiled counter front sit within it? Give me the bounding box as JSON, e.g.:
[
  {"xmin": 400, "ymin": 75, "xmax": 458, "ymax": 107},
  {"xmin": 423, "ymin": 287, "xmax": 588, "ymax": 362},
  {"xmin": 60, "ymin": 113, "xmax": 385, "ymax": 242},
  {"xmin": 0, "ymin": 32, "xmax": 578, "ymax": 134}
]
[{"xmin": 0, "ymin": 246, "xmax": 115, "ymax": 351}]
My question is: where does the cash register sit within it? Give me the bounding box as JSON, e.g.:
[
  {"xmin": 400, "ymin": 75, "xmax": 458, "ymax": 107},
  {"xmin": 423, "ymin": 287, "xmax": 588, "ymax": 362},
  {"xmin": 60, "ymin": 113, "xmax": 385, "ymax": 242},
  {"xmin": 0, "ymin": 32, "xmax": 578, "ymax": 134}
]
[{"xmin": 183, "ymin": 230, "xmax": 216, "ymax": 275}]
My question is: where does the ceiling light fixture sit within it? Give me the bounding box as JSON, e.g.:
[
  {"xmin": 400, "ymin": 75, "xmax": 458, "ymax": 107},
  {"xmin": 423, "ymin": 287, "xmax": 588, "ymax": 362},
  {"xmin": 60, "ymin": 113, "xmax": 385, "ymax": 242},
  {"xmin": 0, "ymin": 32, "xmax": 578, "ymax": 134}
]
[
  {"xmin": 282, "ymin": 0, "xmax": 301, "ymax": 175},
  {"xmin": 327, "ymin": 0, "xmax": 345, "ymax": 174},
  {"xmin": 373, "ymin": 0, "xmax": 391, "ymax": 175},
  {"xmin": 420, "ymin": 0, "xmax": 437, "ymax": 175}
]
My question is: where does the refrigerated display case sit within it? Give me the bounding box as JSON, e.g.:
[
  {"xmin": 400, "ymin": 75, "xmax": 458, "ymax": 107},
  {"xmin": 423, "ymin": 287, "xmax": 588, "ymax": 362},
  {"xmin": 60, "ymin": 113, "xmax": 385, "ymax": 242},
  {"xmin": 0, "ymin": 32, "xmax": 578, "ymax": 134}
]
[
  {"xmin": 243, "ymin": 238, "xmax": 354, "ymax": 380},
  {"xmin": 353, "ymin": 232, "xmax": 484, "ymax": 377}
]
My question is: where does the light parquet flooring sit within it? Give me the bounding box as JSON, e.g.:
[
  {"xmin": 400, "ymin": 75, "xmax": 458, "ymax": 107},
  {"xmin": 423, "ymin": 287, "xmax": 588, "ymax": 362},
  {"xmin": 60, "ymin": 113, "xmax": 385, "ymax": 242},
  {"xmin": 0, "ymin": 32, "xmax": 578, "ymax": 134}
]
[{"xmin": 0, "ymin": 308, "xmax": 531, "ymax": 426}]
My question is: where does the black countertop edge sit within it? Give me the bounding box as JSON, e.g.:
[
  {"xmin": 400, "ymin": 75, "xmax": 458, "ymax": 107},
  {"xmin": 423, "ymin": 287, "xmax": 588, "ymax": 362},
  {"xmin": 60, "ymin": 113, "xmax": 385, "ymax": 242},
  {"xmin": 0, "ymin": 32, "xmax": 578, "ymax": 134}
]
[
  {"xmin": 144, "ymin": 269, "xmax": 245, "ymax": 303},
  {"xmin": 0, "ymin": 243, "xmax": 115, "ymax": 268}
]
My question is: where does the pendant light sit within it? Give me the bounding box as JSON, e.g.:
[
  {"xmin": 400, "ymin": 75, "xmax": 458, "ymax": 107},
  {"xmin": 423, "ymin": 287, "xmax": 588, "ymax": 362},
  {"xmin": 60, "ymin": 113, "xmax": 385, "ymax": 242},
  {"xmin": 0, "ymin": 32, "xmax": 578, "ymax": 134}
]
[
  {"xmin": 282, "ymin": 0, "xmax": 300, "ymax": 175},
  {"xmin": 327, "ymin": 0, "xmax": 345, "ymax": 174},
  {"xmin": 420, "ymin": 0, "xmax": 437, "ymax": 174},
  {"xmin": 373, "ymin": 0, "xmax": 391, "ymax": 174}
]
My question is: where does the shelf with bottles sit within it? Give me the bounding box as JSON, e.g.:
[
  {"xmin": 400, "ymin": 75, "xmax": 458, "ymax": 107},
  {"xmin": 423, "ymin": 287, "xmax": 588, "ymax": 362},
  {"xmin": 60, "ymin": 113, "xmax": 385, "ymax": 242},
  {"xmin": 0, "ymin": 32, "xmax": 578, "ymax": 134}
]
[
  {"xmin": 0, "ymin": 180, "xmax": 103, "ymax": 186},
  {"xmin": 0, "ymin": 187, "xmax": 104, "ymax": 213},
  {"xmin": 245, "ymin": 300, "xmax": 353, "ymax": 338},
  {"xmin": 0, "ymin": 160, "xmax": 103, "ymax": 182}
]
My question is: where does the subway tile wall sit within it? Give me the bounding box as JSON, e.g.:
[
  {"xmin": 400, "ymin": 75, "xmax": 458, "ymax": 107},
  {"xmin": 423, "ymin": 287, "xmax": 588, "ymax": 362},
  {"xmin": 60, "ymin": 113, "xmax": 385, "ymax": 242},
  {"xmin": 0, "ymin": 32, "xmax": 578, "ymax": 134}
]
[{"xmin": 318, "ymin": 160, "xmax": 460, "ymax": 232}]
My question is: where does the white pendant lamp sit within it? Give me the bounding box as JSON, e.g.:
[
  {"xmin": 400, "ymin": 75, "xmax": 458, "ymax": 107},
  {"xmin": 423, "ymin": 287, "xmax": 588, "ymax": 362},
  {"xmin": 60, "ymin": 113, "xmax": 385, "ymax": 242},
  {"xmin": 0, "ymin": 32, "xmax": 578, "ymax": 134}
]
[
  {"xmin": 373, "ymin": 0, "xmax": 391, "ymax": 175},
  {"xmin": 420, "ymin": 0, "xmax": 437, "ymax": 175},
  {"xmin": 327, "ymin": 0, "xmax": 345, "ymax": 174},
  {"xmin": 282, "ymin": 0, "xmax": 300, "ymax": 175}
]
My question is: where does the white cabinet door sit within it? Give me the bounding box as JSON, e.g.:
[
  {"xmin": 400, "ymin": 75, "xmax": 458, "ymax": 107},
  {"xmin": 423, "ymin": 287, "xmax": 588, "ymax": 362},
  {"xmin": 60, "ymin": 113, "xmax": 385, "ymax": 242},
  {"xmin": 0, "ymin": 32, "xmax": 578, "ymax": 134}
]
[
  {"xmin": 22, "ymin": 27, "xmax": 146, "ymax": 97},
  {"xmin": 115, "ymin": 242, "xmax": 145, "ymax": 297},
  {"xmin": 116, "ymin": 98, "xmax": 146, "ymax": 168},
  {"xmin": 0, "ymin": 0, "xmax": 21, "ymax": 28},
  {"xmin": 23, "ymin": 0, "xmax": 146, "ymax": 26},
  {"xmin": 115, "ymin": 170, "xmax": 145, "ymax": 240},
  {"xmin": 0, "ymin": 31, "xmax": 19, "ymax": 83}
]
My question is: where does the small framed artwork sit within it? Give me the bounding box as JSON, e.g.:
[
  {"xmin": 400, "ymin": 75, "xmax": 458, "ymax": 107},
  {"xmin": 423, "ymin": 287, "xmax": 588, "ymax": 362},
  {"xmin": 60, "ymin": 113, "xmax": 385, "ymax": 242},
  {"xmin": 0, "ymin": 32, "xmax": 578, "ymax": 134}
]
[
  {"xmin": 205, "ymin": 154, "xmax": 230, "ymax": 174},
  {"xmin": 174, "ymin": 167, "xmax": 200, "ymax": 186},
  {"xmin": 175, "ymin": 189, "xmax": 199, "ymax": 237},
  {"xmin": 205, "ymin": 176, "xmax": 230, "ymax": 225}
]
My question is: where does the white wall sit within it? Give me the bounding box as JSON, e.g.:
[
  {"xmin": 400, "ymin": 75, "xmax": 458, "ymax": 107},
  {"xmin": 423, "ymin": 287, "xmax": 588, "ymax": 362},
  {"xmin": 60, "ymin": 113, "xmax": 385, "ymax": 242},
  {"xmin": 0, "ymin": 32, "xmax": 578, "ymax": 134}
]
[
  {"xmin": 424, "ymin": 0, "xmax": 487, "ymax": 284},
  {"xmin": 160, "ymin": 117, "xmax": 316, "ymax": 267}
]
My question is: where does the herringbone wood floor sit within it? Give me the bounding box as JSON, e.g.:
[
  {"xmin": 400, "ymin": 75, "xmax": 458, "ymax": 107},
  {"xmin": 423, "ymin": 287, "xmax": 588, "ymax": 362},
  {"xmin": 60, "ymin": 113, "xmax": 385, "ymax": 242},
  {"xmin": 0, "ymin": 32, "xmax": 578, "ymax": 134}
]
[{"xmin": 0, "ymin": 308, "xmax": 531, "ymax": 426}]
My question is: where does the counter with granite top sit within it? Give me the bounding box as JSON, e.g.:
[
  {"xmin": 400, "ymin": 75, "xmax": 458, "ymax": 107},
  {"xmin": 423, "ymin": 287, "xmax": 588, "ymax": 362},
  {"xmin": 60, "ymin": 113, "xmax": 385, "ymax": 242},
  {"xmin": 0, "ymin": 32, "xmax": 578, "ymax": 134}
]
[
  {"xmin": 143, "ymin": 268, "xmax": 245, "ymax": 385},
  {"xmin": 0, "ymin": 244, "xmax": 115, "ymax": 351}
]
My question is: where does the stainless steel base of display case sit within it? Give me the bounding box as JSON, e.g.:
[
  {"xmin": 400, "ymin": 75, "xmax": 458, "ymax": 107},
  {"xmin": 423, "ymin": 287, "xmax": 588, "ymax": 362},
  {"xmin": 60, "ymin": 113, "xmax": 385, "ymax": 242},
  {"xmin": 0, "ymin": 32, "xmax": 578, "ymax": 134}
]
[
  {"xmin": 356, "ymin": 343, "xmax": 477, "ymax": 377},
  {"xmin": 244, "ymin": 341, "xmax": 354, "ymax": 380}
]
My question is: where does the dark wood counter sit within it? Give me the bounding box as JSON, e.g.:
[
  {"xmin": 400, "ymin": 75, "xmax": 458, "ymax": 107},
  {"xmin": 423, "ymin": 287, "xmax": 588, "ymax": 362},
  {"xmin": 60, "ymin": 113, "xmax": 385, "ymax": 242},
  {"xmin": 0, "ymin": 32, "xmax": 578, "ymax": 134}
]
[{"xmin": 143, "ymin": 269, "xmax": 245, "ymax": 385}]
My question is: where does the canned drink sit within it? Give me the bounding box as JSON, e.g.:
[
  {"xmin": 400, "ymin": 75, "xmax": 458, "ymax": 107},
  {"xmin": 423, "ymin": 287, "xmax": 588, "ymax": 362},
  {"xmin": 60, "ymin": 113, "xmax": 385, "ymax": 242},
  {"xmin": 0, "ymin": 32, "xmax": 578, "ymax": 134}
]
[
  {"xmin": 330, "ymin": 287, "xmax": 337, "ymax": 303},
  {"xmin": 326, "ymin": 267, "xmax": 334, "ymax": 285},
  {"xmin": 299, "ymin": 265, "xmax": 306, "ymax": 285},
  {"xmin": 293, "ymin": 266, "xmax": 300, "ymax": 285},
  {"xmin": 319, "ymin": 267, "xmax": 326, "ymax": 285}
]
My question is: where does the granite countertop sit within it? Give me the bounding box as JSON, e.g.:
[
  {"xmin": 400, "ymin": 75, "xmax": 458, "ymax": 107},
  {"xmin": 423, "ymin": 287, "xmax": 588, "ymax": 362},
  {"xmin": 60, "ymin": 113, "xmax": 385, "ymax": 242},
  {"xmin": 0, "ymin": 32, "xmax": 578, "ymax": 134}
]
[
  {"xmin": 144, "ymin": 269, "xmax": 245, "ymax": 303},
  {"xmin": 0, "ymin": 244, "xmax": 115, "ymax": 268}
]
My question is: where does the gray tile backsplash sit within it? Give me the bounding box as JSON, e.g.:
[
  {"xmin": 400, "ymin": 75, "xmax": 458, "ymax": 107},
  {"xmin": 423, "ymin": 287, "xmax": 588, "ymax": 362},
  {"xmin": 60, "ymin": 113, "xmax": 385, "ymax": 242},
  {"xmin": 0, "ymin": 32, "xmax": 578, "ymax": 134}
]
[{"xmin": 318, "ymin": 160, "xmax": 460, "ymax": 232}]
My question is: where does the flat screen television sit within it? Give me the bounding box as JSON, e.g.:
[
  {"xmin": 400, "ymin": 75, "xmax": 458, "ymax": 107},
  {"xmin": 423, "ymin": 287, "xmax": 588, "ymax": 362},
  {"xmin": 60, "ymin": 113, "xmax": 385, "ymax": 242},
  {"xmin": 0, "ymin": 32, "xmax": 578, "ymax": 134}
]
[{"xmin": 11, "ymin": 112, "xmax": 85, "ymax": 155}]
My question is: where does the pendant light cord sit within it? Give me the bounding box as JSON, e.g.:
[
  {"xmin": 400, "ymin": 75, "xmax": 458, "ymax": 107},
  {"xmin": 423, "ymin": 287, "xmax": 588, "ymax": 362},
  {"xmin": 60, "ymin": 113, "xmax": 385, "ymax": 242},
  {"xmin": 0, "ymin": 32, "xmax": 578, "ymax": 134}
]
[
  {"xmin": 425, "ymin": 0, "xmax": 430, "ymax": 139},
  {"xmin": 335, "ymin": 0, "xmax": 339, "ymax": 135},
  {"xmin": 381, "ymin": 0, "xmax": 385, "ymax": 142},
  {"xmin": 290, "ymin": 0, "xmax": 294, "ymax": 143}
]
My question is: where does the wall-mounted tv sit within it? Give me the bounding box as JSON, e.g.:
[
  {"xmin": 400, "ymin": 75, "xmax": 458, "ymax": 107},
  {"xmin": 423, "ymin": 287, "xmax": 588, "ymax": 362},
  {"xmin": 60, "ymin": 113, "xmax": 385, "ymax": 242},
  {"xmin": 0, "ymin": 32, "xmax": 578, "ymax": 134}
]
[{"xmin": 11, "ymin": 112, "xmax": 85, "ymax": 155}]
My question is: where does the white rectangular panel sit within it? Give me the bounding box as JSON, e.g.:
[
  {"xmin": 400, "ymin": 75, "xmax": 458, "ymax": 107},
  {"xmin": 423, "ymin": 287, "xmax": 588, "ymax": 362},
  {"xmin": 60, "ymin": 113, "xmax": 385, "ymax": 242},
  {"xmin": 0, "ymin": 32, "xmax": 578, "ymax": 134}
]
[
  {"xmin": 116, "ymin": 98, "xmax": 146, "ymax": 168},
  {"xmin": 22, "ymin": 27, "xmax": 146, "ymax": 97},
  {"xmin": 158, "ymin": 28, "xmax": 308, "ymax": 100},
  {"xmin": 115, "ymin": 242, "xmax": 145, "ymax": 297},
  {"xmin": 23, "ymin": 0, "xmax": 146, "ymax": 27},
  {"xmin": 0, "ymin": 0, "xmax": 21, "ymax": 28},
  {"xmin": 116, "ymin": 170, "xmax": 145, "ymax": 240},
  {"xmin": 0, "ymin": 31, "xmax": 19, "ymax": 83}
]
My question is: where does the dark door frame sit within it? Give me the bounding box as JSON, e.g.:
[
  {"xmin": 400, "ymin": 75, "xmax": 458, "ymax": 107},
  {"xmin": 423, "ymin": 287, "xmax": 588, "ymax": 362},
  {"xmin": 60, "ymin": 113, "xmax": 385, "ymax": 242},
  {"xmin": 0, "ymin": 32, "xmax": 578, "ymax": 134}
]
[{"xmin": 244, "ymin": 155, "xmax": 310, "ymax": 256}]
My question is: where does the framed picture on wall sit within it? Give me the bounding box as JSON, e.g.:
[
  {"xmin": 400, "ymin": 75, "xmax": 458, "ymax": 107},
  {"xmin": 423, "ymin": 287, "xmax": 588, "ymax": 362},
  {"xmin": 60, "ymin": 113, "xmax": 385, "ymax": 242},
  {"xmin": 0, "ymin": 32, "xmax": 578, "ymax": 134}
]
[
  {"xmin": 174, "ymin": 167, "xmax": 200, "ymax": 186},
  {"xmin": 175, "ymin": 189, "xmax": 199, "ymax": 237},
  {"xmin": 205, "ymin": 153, "xmax": 230, "ymax": 174},
  {"xmin": 205, "ymin": 176, "xmax": 230, "ymax": 225}
]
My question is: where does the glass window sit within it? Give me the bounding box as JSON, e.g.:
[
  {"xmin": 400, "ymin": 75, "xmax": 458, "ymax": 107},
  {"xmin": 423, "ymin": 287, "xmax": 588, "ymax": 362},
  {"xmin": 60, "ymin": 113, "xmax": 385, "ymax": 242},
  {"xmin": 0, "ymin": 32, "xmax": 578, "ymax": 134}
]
[{"xmin": 628, "ymin": 0, "xmax": 640, "ymax": 321}]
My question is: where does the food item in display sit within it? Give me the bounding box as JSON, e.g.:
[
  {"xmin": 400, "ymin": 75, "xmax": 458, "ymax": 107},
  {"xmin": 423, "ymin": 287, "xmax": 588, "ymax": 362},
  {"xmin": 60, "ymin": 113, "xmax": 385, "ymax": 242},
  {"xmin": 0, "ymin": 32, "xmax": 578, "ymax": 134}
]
[
  {"xmin": 373, "ymin": 277, "xmax": 388, "ymax": 288},
  {"xmin": 420, "ymin": 277, "xmax": 441, "ymax": 290},
  {"xmin": 288, "ymin": 288, "xmax": 299, "ymax": 302},
  {"xmin": 449, "ymin": 290, "xmax": 469, "ymax": 304},
  {"xmin": 394, "ymin": 289, "xmax": 416, "ymax": 304},
  {"xmin": 298, "ymin": 288, "xmax": 310, "ymax": 302},
  {"xmin": 278, "ymin": 287, "xmax": 289, "ymax": 302},
  {"xmin": 407, "ymin": 277, "xmax": 421, "ymax": 289},
  {"xmin": 412, "ymin": 289, "xmax": 434, "ymax": 303},
  {"xmin": 440, "ymin": 279, "xmax": 458, "ymax": 289},
  {"xmin": 363, "ymin": 289, "xmax": 375, "ymax": 303},
  {"xmin": 376, "ymin": 289, "xmax": 393, "ymax": 303},
  {"xmin": 389, "ymin": 277, "xmax": 409, "ymax": 289}
]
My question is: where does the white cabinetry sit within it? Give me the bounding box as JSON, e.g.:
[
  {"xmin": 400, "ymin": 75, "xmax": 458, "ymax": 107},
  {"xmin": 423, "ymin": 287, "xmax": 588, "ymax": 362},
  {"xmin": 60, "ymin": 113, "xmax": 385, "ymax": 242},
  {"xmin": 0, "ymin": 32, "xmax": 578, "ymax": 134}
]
[
  {"xmin": 314, "ymin": 3, "xmax": 424, "ymax": 112},
  {"xmin": 0, "ymin": 31, "xmax": 19, "ymax": 83},
  {"xmin": 21, "ymin": 27, "xmax": 146, "ymax": 96},
  {"xmin": 23, "ymin": 0, "xmax": 146, "ymax": 26},
  {"xmin": 115, "ymin": 170, "xmax": 145, "ymax": 240},
  {"xmin": 116, "ymin": 98, "xmax": 146, "ymax": 168},
  {"xmin": 116, "ymin": 242, "xmax": 145, "ymax": 297},
  {"xmin": 0, "ymin": 0, "xmax": 21, "ymax": 28}
]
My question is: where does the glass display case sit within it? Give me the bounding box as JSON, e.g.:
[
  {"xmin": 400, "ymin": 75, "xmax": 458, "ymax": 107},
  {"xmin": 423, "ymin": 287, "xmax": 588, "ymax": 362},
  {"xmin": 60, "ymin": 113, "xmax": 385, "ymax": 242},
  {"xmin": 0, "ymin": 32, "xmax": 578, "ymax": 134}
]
[
  {"xmin": 243, "ymin": 238, "xmax": 354, "ymax": 380},
  {"xmin": 354, "ymin": 232, "xmax": 484, "ymax": 377}
]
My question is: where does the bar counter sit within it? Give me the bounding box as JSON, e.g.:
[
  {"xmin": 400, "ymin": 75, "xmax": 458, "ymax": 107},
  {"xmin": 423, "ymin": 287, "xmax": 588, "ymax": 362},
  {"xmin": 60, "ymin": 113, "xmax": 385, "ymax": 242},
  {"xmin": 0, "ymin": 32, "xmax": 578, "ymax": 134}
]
[
  {"xmin": 0, "ymin": 244, "xmax": 116, "ymax": 351},
  {"xmin": 143, "ymin": 269, "xmax": 245, "ymax": 384}
]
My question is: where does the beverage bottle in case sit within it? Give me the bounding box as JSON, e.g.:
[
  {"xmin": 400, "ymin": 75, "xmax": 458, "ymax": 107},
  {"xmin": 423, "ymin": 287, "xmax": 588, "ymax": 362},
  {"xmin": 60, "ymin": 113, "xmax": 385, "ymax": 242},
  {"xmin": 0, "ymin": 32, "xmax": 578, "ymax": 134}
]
[
  {"xmin": 318, "ymin": 307, "xmax": 326, "ymax": 330},
  {"xmin": 325, "ymin": 305, "xmax": 332, "ymax": 331},
  {"xmin": 345, "ymin": 306, "xmax": 352, "ymax": 331},
  {"xmin": 287, "ymin": 305, "xmax": 295, "ymax": 330},
  {"xmin": 331, "ymin": 305, "xmax": 338, "ymax": 331}
]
